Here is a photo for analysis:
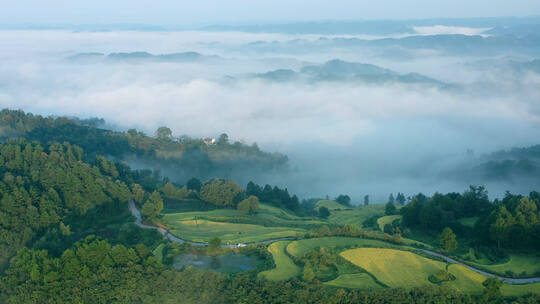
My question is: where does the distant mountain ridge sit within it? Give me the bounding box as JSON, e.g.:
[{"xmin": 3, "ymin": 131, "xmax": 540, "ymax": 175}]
[
  {"xmin": 254, "ymin": 59, "xmax": 445, "ymax": 86},
  {"xmin": 67, "ymin": 51, "xmax": 221, "ymax": 63}
]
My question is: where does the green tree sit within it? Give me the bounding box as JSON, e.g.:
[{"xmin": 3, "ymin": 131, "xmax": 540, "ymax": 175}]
[
  {"xmin": 217, "ymin": 133, "xmax": 229, "ymax": 145},
  {"xmin": 237, "ymin": 196, "xmax": 260, "ymax": 215},
  {"xmin": 335, "ymin": 194, "xmax": 351, "ymax": 206},
  {"xmin": 439, "ymin": 227, "xmax": 458, "ymax": 253},
  {"xmin": 200, "ymin": 179, "xmax": 245, "ymax": 207},
  {"xmin": 489, "ymin": 206, "xmax": 514, "ymax": 248},
  {"xmin": 388, "ymin": 193, "xmax": 395, "ymax": 204},
  {"xmin": 364, "ymin": 195, "xmax": 369, "ymax": 206},
  {"xmin": 209, "ymin": 237, "xmax": 221, "ymax": 249},
  {"xmin": 186, "ymin": 177, "xmax": 202, "ymax": 192},
  {"xmin": 396, "ymin": 193, "xmax": 406, "ymax": 205},
  {"xmin": 131, "ymin": 183, "xmax": 145, "ymax": 204},
  {"xmin": 319, "ymin": 206, "xmax": 330, "ymax": 218},
  {"xmin": 482, "ymin": 278, "xmax": 502, "ymax": 301},
  {"xmin": 385, "ymin": 201, "xmax": 397, "ymax": 215},
  {"xmin": 156, "ymin": 126, "xmax": 172, "ymax": 140},
  {"xmin": 141, "ymin": 191, "xmax": 163, "ymax": 222},
  {"xmin": 384, "ymin": 224, "xmax": 394, "ymax": 235}
]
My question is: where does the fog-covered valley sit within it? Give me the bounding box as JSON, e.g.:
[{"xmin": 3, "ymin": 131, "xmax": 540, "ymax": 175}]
[{"xmin": 2, "ymin": 19, "xmax": 540, "ymax": 202}]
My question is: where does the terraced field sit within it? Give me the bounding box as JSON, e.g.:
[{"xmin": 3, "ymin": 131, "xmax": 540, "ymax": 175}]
[
  {"xmin": 165, "ymin": 218, "xmax": 304, "ymax": 243},
  {"xmin": 325, "ymin": 273, "xmax": 383, "ymax": 289},
  {"xmin": 470, "ymin": 254, "xmax": 540, "ymax": 277},
  {"xmin": 163, "ymin": 202, "xmax": 325, "ymax": 243},
  {"xmin": 341, "ymin": 248, "xmax": 445, "ymax": 288},
  {"xmin": 315, "ymin": 200, "xmax": 349, "ymax": 210},
  {"xmin": 327, "ymin": 204, "xmax": 386, "ymax": 227},
  {"xmin": 258, "ymin": 241, "xmax": 300, "ymax": 281},
  {"xmin": 340, "ymin": 248, "xmax": 540, "ymax": 295},
  {"xmin": 286, "ymin": 237, "xmax": 403, "ymax": 258},
  {"xmin": 376, "ymin": 215, "xmax": 402, "ymax": 231}
]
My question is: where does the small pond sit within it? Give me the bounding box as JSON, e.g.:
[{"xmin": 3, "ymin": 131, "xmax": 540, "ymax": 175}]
[{"xmin": 173, "ymin": 253, "xmax": 260, "ymax": 273}]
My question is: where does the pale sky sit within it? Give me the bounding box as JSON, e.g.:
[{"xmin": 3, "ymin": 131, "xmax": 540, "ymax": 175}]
[{"xmin": 1, "ymin": 0, "xmax": 540, "ymax": 25}]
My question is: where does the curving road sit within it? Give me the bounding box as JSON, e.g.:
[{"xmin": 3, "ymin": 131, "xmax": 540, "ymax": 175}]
[{"xmin": 129, "ymin": 200, "xmax": 539, "ymax": 284}]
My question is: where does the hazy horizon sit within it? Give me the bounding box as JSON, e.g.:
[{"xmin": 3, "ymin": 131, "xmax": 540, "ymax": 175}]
[{"xmin": 2, "ymin": 1, "xmax": 540, "ymax": 26}]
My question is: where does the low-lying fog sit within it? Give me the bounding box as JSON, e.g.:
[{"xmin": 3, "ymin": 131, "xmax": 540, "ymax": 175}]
[{"xmin": 1, "ymin": 28, "xmax": 539, "ymax": 202}]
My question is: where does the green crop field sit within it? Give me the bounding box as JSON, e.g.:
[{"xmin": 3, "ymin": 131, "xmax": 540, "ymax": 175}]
[
  {"xmin": 315, "ymin": 200, "xmax": 349, "ymax": 210},
  {"xmin": 258, "ymin": 241, "xmax": 300, "ymax": 281},
  {"xmin": 458, "ymin": 217, "xmax": 479, "ymax": 228},
  {"xmin": 377, "ymin": 215, "xmax": 402, "ymax": 231},
  {"xmin": 286, "ymin": 237, "xmax": 403, "ymax": 258},
  {"xmin": 163, "ymin": 203, "xmax": 324, "ymax": 229},
  {"xmin": 325, "ymin": 273, "xmax": 383, "ymax": 289},
  {"xmin": 501, "ymin": 282, "xmax": 540, "ymax": 297},
  {"xmin": 164, "ymin": 218, "xmax": 304, "ymax": 243},
  {"xmin": 327, "ymin": 204, "xmax": 386, "ymax": 227},
  {"xmin": 470, "ymin": 254, "xmax": 540, "ymax": 277}
]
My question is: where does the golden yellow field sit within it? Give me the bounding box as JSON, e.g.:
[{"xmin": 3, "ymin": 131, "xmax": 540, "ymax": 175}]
[{"xmin": 339, "ymin": 247, "xmax": 540, "ymax": 296}]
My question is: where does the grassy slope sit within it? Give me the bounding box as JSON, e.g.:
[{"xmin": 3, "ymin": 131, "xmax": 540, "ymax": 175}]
[
  {"xmin": 340, "ymin": 248, "xmax": 540, "ymax": 296},
  {"xmin": 328, "ymin": 204, "xmax": 386, "ymax": 227},
  {"xmin": 377, "ymin": 215, "xmax": 402, "ymax": 231},
  {"xmin": 163, "ymin": 202, "xmax": 327, "ymax": 243},
  {"xmin": 341, "ymin": 248, "xmax": 444, "ymax": 289},
  {"xmin": 165, "ymin": 219, "xmax": 304, "ymax": 243},
  {"xmin": 286, "ymin": 237, "xmax": 403, "ymax": 258},
  {"xmin": 315, "ymin": 200, "xmax": 348, "ymax": 210},
  {"xmin": 470, "ymin": 254, "xmax": 540, "ymax": 277},
  {"xmin": 258, "ymin": 241, "xmax": 300, "ymax": 281},
  {"xmin": 325, "ymin": 273, "xmax": 383, "ymax": 289}
]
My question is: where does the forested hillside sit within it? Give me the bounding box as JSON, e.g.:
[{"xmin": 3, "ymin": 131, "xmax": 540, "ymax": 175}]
[
  {"xmin": 0, "ymin": 139, "xmax": 132, "ymax": 269},
  {"xmin": 0, "ymin": 109, "xmax": 288, "ymax": 183}
]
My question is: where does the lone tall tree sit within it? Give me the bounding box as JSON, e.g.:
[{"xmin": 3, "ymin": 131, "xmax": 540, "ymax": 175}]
[
  {"xmin": 156, "ymin": 126, "xmax": 172, "ymax": 140},
  {"xmin": 439, "ymin": 227, "xmax": 458, "ymax": 253}
]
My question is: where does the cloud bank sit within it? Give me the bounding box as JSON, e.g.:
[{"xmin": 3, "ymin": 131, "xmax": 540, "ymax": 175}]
[{"xmin": 1, "ymin": 29, "xmax": 539, "ymax": 201}]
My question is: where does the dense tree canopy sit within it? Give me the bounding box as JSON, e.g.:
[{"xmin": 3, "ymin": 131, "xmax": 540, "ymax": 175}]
[
  {"xmin": 0, "ymin": 140, "xmax": 131, "ymax": 268},
  {"xmin": 200, "ymin": 179, "xmax": 245, "ymax": 207},
  {"xmin": 246, "ymin": 181, "xmax": 300, "ymax": 212}
]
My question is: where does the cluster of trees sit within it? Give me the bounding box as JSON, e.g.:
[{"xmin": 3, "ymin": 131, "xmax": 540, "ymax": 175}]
[
  {"xmin": 200, "ymin": 179, "xmax": 245, "ymax": 208},
  {"xmin": 0, "ymin": 139, "xmax": 132, "ymax": 269},
  {"xmin": 387, "ymin": 193, "xmax": 406, "ymax": 205},
  {"xmin": 306, "ymin": 224, "xmax": 405, "ymax": 245},
  {"xmin": 335, "ymin": 194, "xmax": 351, "ymax": 206},
  {"xmin": 400, "ymin": 185, "xmax": 540, "ymax": 251},
  {"xmin": 401, "ymin": 186, "xmax": 491, "ymax": 232},
  {"xmin": 237, "ymin": 196, "xmax": 260, "ymax": 215},
  {"xmin": 476, "ymin": 192, "xmax": 540, "ymax": 250},
  {"xmin": 246, "ymin": 181, "xmax": 300, "ymax": 212},
  {"xmin": 159, "ymin": 182, "xmax": 196, "ymax": 201}
]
